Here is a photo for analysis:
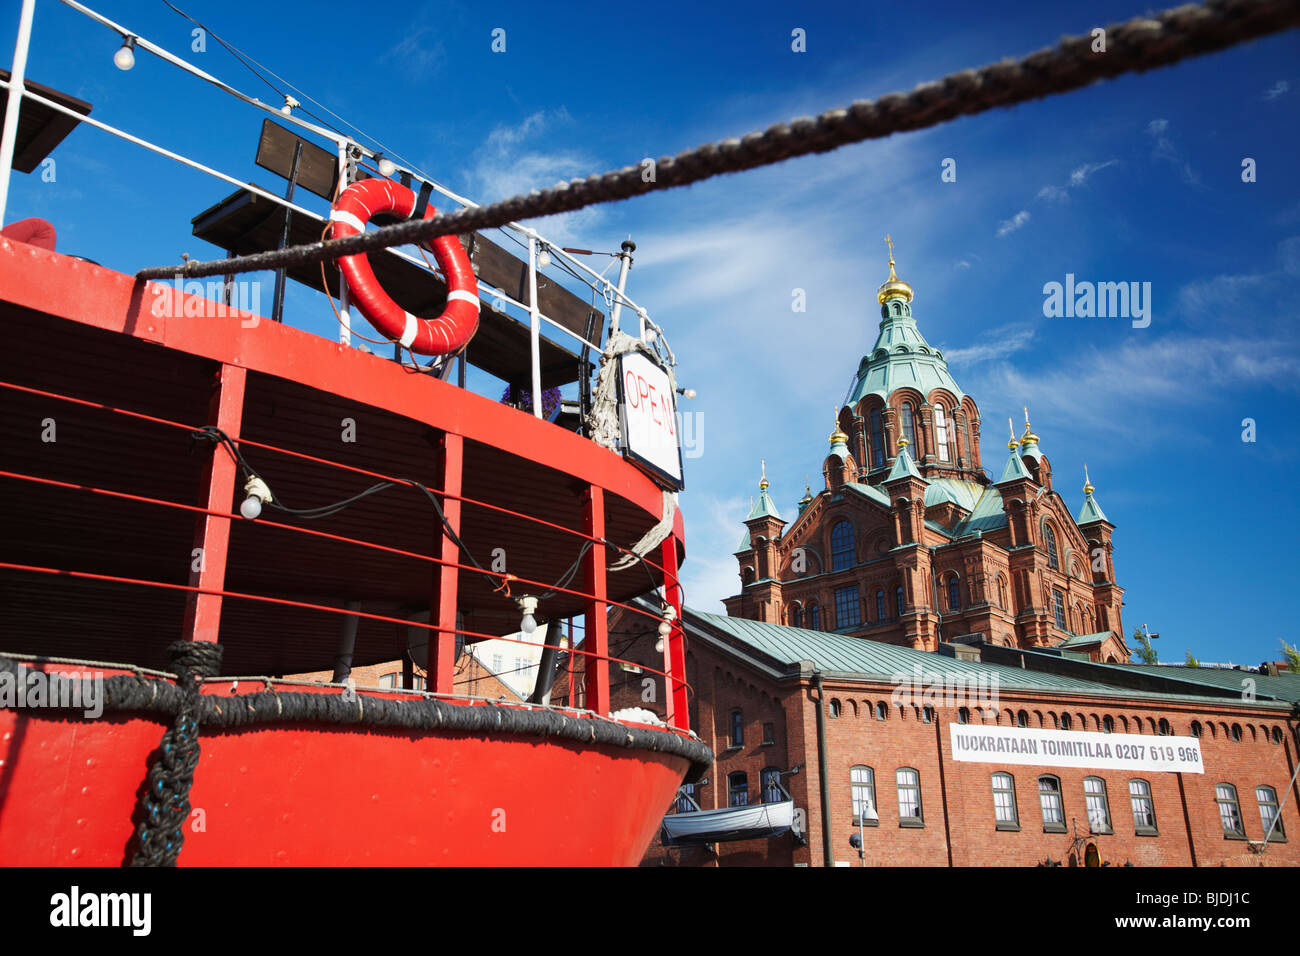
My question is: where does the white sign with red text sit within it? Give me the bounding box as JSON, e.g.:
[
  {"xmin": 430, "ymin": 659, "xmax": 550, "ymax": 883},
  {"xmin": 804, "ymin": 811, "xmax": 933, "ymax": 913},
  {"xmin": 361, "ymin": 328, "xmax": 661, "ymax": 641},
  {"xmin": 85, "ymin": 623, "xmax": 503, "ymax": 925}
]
[{"xmin": 618, "ymin": 351, "xmax": 683, "ymax": 488}]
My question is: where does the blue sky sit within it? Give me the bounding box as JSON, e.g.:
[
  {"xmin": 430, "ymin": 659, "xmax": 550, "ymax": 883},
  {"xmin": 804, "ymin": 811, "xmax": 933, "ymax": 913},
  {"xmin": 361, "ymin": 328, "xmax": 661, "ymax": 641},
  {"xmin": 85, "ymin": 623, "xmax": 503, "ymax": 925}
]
[{"xmin": 5, "ymin": 0, "xmax": 1298, "ymax": 666}]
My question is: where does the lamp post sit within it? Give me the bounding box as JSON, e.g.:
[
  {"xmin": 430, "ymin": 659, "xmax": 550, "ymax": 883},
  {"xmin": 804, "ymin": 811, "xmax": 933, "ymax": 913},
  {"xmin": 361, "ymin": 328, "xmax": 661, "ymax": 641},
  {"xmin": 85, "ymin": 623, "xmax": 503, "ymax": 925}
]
[{"xmin": 848, "ymin": 793, "xmax": 878, "ymax": 866}]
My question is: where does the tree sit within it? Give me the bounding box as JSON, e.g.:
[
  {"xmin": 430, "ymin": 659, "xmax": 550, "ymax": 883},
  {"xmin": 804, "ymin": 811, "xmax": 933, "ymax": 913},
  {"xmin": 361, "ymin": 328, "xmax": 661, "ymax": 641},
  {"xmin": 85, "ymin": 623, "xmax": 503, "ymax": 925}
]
[
  {"xmin": 1132, "ymin": 627, "xmax": 1159, "ymax": 665},
  {"xmin": 1282, "ymin": 640, "xmax": 1300, "ymax": 674},
  {"xmin": 1184, "ymin": 649, "xmax": 1201, "ymax": 668}
]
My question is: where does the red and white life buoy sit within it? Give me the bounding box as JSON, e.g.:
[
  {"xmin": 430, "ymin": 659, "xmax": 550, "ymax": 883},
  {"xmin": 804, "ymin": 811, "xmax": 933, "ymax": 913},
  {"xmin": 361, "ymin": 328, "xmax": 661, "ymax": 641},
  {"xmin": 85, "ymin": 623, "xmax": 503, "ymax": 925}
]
[{"xmin": 328, "ymin": 178, "xmax": 480, "ymax": 355}]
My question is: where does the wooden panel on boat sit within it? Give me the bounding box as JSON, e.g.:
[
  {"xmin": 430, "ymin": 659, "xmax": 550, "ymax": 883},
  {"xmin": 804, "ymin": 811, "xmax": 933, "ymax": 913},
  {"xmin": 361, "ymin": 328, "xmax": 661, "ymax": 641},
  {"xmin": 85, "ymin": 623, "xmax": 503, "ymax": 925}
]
[
  {"xmin": 0, "ymin": 70, "xmax": 93, "ymax": 174},
  {"xmin": 190, "ymin": 187, "xmax": 601, "ymax": 389}
]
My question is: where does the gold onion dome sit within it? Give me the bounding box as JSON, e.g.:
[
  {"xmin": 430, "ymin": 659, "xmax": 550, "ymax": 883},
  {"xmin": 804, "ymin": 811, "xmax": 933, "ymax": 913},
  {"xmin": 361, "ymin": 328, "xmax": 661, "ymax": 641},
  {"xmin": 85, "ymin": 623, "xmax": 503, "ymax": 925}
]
[
  {"xmin": 1007, "ymin": 418, "xmax": 1020, "ymax": 451},
  {"xmin": 1083, "ymin": 465, "xmax": 1095, "ymax": 495},
  {"xmin": 758, "ymin": 459, "xmax": 769, "ymax": 490},
  {"xmin": 829, "ymin": 422, "xmax": 850, "ymax": 446},
  {"xmin": 1020, "ymin": 407, "xmax": 1039, "ymax": 446},
  {"xmin": 877, "ymin": 234, "xmax": 914, "ymax": 305}
]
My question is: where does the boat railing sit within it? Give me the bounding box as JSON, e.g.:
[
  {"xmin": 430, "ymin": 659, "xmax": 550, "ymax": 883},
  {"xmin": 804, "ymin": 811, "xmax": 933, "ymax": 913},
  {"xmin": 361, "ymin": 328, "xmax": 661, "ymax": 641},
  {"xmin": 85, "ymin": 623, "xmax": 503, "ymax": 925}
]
[
  {"xmin": 0, "ymin": 372, "xmax": 694, "ymax": 729},
  {"xmin": 0, "ymin": 0, "xmax": 680, "ymax": 425}
]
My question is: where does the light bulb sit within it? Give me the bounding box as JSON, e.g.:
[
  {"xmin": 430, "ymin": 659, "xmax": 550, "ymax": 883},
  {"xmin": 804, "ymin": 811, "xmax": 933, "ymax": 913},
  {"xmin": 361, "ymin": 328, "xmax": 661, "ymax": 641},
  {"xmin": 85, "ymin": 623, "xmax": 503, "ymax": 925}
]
[
  {"xmin": 655, "ymin": 638, "xmax": 664, "ymax": 653},
  {"xmin": 537, "ymin": 248, "xmax": 551, "ymax": 268},
  {"xmin": 113, "ymin": 37, "xmax": 136, "ymax": 71},
  {"xmin": 240, "ymin": 475, "xmax": 273, "ymax": 520},
  {"xmin": 521, "ymin": 613, "xmax": 537, "ymax": 635},
  {"xmin": 280, "ymin": 95, "xmax": 299, "ymax": 116},
  {"xmin": 515, "ymin": 595, "xmax": 539, "ymax": 636},
  {"xmin": 658, "ymin": 620, "xmax": 672, "ymax": 638},
  {"xmin": 240, "ymin": 495, "xmax": 263, "ymax": 520},
  {"xmin": 683, "ymin": 388, "xmax": 697, "ymax": 400},
  {"xmin": 377, "ymin": 158, "xmax": 397, "ymax": 177}
]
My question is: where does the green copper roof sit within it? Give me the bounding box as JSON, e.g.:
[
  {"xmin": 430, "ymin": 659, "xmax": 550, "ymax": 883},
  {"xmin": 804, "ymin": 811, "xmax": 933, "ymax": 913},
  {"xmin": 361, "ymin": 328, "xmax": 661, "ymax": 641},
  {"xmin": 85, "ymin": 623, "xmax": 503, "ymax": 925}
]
[
  {"xmin": 885, "ymin": 445, "xmax": 924, "ymax": 482},
  {"xmin": 747, "ymin": 486, "xmax": 783, "ymax": 522},
  {"xmin": 924, "ymin": 478, "xmax": 982, "ymax": 511},
  {"xmin": 735, "ymin": 528, "xmax": 753, "ymax": 554},
  {"xmin": 951, "ymin": 485, "xmax": 1008, "ymax": 536},
  {"xmin": 1059, "ymin": 632, "xmax": 1110, "ymax": 648},
  {"xmin": 684, "ymin": 609, "xmax": 1276, "ymax": 705},
  {"xmin": 1077, "ymin": 492, "xmax": 1109, "ymax": 525},
  {"xmin": 996, "ymin": 447, "xmax": 1031, "ymax": 484},
  {"xmin": 845, "ymin": 482, "xmax": 891, "ymax": 507},
  {"xmin": 844, "ymin": 308, "xmax": 965, "ymax": 408},
  {"xmin": 1110, "ymin": 664, "xmax": 1300, "ymax": 704}
]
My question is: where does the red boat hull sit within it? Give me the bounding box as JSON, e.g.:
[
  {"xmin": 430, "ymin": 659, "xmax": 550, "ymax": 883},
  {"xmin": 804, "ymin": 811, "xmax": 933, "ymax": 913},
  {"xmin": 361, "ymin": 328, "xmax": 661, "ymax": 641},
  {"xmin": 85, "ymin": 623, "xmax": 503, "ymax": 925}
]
[{"xmin": 0, "ymin": 679, "xmax": 696, "ymax": 866}]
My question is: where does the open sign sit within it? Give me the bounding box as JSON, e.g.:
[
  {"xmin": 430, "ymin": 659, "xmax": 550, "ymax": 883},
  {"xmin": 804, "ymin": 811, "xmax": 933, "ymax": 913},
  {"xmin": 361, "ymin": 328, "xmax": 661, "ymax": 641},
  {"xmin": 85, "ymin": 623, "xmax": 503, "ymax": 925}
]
[{"xmin": 617, "ymin": 351, "xmax": 684, "ymax": 489}]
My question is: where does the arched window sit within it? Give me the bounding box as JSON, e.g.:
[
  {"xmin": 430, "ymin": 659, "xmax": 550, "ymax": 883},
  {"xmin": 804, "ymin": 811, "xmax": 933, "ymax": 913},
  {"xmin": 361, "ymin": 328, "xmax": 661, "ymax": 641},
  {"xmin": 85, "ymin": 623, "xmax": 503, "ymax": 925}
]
[
  {"xmin": 875, "ymin": 590, "xmax": 886, "ymax": 621},
  {"xmin": 1231, "ymin": 723, "xmax": 1243, "ymax": 742},
  {"xmin": 896, "ymin": 768, "xmax": 923, "ymax": 825},
  {"xmin": 1016, "ymin": 709, "xmax": 1029, "ymax": 728},
  {"xmin": 808, "ymin": 605, "xmax": 820, "ymax": 630},
  {"xmin": 1258, "ymin": 786, "xmax": 1285, "ymax": 839},
  {"xmin": 834, "ymin": 585, "xmax": 861, "ymax": 628},
  {"xmin": 934, "ymin": 405, "xmax": 951, "ymax": 462},
  {"xmin": 876, "ymin": 702, "xmax": 888, "ymax": 720},
  {"xmin": 851, "ymin": 766, "xmax": 878, "ymax": 825},
  {"xmin": 1038, "ymin": 776, "xmax": 1066, "ymax": 831},
  {"xmin": 1044, "ymin": 524, "xmax": 1059, "ymax": 570},
  {"xmin": 947, "ymin": 575, "xmax": 960, "ymax": 611},
  {"xmin": 992, "ymin": 772, "xmax": 1019, "ymax": 829},
  {"xmin": 828, "ymin": 698, "xmax": 842, "ymax": 718},
  {"xmin": 831, "ymin": 521, "xmax": 854, "ymax": 571},
  {"xmin": 728, "ymin": 771, "xmax": 749, "ymax": 807},
  {"xmin": 900, "ymin": 402, "xmax": 916, "ymax": 449},
  {"xmin": 1216, "ymin": 784, "xmax": 1244, "ymax": 836},
  {"xmin": 870, "ymin": 408, "xmax": 884, "ymax": 467},
  {"xmin": 1190, "ymin": 720, "xmax": 1202, "ymax": 738},
  {"xmin": 896, "ymin": 585, "xmax": 906, "ymax": 617},
  {"xmin": 791, "ymin": 605, "xmax": 802, "ymax": 628},
  {"xmin": 998, "ymin": 575, "xmax": 1008, "ymax": 609},
  {"xmin": 1084, "ymin": 777, "xmax": 1112, "ymax": 834},
  {"xmin": 1129, "ymin": 779, "xmax": 1157, "ymax": 835},
  {"xmin": 729, "ymin": 709, "xmax": 743, "ymax": 747},
  {"xmin": 761, "ymin": 767, "xmax": 784, "ymax": 804},
  {"xmin": 957, "ymin": 707, "xmax": 970, "ymax": 724},
  {"xmin": 1060, "ymin": 712, "xmax": 1073, "ymax": 731},
  {"xmin": 1158, "ymin": 718, "xmax": 1172, "ymax": 736},
  {"xmin": 1052, "ymin": 589, "xmax": 1067, "ymax": 631}
]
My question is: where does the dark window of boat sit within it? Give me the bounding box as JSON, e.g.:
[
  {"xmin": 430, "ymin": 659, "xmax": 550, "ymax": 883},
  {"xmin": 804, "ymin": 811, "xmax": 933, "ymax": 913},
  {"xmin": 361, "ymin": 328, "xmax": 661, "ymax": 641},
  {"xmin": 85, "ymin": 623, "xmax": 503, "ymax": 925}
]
[{"xmin": 729, "ymin": 771, "xmax": 749, "ymax": 807}]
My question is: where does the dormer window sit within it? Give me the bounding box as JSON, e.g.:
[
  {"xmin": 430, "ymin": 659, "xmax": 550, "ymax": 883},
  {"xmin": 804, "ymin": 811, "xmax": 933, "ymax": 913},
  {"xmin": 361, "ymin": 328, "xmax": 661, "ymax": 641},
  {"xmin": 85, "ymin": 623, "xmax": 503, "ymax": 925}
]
[{"xmin": 934, "ymin": 405, "xmax": 951, "ymax": 462}]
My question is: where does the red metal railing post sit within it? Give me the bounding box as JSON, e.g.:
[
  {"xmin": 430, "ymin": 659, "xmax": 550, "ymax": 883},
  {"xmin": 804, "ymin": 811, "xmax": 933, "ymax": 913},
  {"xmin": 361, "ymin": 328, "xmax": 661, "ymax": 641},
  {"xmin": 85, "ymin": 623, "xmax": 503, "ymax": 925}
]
[
  {"xmin": 430, "ymin": 432, "xmax": 463, "ymax": 694},
  {"xmin": 660, "ymin": 537, "xmax": 689, "ymax": 730},
  {"xmin": 181, "ymin": 363, "xmax": 246, "ymax": 643},
  {"xmin": 582, "ymin": 485, "xmax": 610, "ymax": 716}
]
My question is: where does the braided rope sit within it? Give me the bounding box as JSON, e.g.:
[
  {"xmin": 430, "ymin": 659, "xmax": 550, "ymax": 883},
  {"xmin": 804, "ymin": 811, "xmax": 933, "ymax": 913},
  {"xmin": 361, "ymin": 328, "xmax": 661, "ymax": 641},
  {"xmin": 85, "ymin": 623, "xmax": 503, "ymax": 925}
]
[
  {"xmin": 129, "ymin": 641, "xmax": 223, "ymax": 867},
  {"xmin": 136, "ymin": 0, "xmax": 1300, "ymax": 283}
]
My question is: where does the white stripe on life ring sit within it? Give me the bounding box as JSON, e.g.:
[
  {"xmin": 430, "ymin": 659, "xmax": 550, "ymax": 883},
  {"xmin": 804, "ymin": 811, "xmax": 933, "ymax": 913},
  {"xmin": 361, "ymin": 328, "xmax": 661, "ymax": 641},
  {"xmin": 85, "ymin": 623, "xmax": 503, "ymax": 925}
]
[
  {"xmin": 328, "ymin": 209, "xmax": 366, "ymax": 234},
  {"xmin": 446, "ymin": 289, "xmax": 481, "ymax": 311},
  {"xmin": 399, "ymin": 312, "xmax": 419, "ymax": 348}
]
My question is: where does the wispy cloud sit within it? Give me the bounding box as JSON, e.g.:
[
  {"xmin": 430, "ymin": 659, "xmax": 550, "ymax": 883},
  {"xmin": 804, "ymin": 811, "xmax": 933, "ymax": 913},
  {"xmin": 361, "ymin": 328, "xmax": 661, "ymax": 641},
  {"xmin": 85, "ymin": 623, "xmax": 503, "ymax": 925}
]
[
  {"xmin": 942, "ymin": 323, "xmax": 1036, "ymax": 365},
  {"xmin": 1263, "ymin": 80, "xmax": 1289, "ymax": 101},
  {"xmin": 1036, "ymin": 159, "xmax": 1118, "ymax": 202},
  {"xmin": 382, "ymin": 27, "xmax": 446, "ymax": 80},
  {"xmin": 1145, "ymin": 118, "xmax": 1199, "ymax": 186},
  {"xmin": 996, "ymin": 210, "xmax": 1030, "ymax": 237}
]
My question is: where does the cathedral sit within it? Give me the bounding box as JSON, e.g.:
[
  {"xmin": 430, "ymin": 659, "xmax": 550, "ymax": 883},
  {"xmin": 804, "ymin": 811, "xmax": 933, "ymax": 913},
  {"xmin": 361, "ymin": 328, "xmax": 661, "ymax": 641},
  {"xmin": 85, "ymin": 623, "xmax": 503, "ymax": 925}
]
[{"xmin": 725, "ymin": 241, "xmax": 1130, "ymax": 663}]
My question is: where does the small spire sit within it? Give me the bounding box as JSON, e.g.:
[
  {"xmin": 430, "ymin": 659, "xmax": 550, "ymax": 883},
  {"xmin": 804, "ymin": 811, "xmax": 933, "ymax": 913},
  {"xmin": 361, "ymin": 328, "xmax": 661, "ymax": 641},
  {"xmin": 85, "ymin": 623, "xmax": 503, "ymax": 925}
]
[
  {"xmin": 897, "ymin": 435, "xmax": 909, "ymax": 450},
  {"xmin": 1083, "ymin": 464, "xmax": 1094, "ymax": 495},
  {"xmin": 799, "ymin": 474, "xmax": 813, "ymax": 505},
  {"xmin": 829, "ymin": 410, "xmax": 849, "ymax": 446},
  {"xmin": 1020, "ymin": 406, "xmax": 1039, "ymax": 446},
  {"xmin": 885, "ymin": 234, "xmax": 897, "ymax": 281},
  {"xmin": 759, "ymin": 459, "xmax": 769, "ymax": 490},
  {"xmin": 1007, "ymin": 417, "xmax": 1019, "ymax": 451}
]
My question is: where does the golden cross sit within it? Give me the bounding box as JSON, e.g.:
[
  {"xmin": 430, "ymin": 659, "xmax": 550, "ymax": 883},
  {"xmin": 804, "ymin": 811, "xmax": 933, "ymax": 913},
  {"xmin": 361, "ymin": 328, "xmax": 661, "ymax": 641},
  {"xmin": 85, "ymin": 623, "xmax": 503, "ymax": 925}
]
[{"xmin": 885, "ymin": 234, "xmax": 894, "ymax": 262}]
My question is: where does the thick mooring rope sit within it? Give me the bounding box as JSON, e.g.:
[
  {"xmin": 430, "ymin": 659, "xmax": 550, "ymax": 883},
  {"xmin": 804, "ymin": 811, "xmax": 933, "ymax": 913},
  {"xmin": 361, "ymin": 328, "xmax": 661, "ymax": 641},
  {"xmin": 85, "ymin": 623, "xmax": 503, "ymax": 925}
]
[
  {"xmin": 129, "ymin": 641, "xmax": 223, "ymax": 867},
  {"xmin": 136, "ymin": 0, "xmax": 1300, "ymax": 283}
]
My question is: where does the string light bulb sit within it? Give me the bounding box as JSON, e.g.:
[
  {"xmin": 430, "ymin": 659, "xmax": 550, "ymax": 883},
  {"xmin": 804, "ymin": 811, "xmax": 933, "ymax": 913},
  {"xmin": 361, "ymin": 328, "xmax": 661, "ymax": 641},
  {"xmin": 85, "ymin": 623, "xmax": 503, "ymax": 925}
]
[
  {"xmin": 655, "ymin": 605, "xmax": 676, "ymax": 652},
  {"xmin": 281, "ymin": 95, "xmax": 300, "ymax": 116},
  {"xmin": 113, "ymin": 36, "xmax": 136, "ymax": 71},
  {"xmin": 537, "ymin": 246, "xmax": 551, "ymax": 269},
  {"xmin": 377, "ymin": 157, "xmax": 397, "ymax": 177},
  {"xmin": 516, "ymin": 595, "xmax": 539, "ymax": 635},
  {"xmin": 240, "ymin": 476, "xmax": 273, "ymax": 520}
]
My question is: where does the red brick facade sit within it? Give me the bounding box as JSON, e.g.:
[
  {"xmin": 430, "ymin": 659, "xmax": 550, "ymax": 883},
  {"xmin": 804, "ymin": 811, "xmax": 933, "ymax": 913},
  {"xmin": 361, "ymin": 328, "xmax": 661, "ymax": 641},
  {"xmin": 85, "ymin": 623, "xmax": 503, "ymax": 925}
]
[{"xmin": 593, "ymin": 605, "xmax": 1300, "ymax": 868}]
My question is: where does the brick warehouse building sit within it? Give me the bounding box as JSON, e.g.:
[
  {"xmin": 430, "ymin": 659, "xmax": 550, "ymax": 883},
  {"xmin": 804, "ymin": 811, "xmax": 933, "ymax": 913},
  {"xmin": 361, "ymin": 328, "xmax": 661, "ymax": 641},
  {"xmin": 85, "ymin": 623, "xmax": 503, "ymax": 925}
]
[
  {"xmin": 728, "ymin": 242, "xmax": 1126, "ymax": 662},
  {"xmin": 547, "ymin": 246, "xmax": 1299, "ymax": 867},
  {"xmin": 558, "ymin": 602, "xmax": 1299, "ymax": 867}
]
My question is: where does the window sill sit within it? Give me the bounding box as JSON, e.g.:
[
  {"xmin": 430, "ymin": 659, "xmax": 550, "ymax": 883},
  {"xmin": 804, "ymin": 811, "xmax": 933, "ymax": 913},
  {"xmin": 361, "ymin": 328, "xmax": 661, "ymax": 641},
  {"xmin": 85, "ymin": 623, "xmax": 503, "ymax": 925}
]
[
  {"xmin": 1222, "ymin": 831, "xmax": 1248, "ymax": 841},
  {"xmin": 1266, "ymin": 833, "xmax": 1288, "ymax": 843},
  {"xmin": 1043, "ymin": 824, "xmax": 1067, "ymax": 834},
  {"xmin": 1135, "ymin": 828, "xmax": 1159, "ymax": 838},
  {"xmin": 899, "ymin": 818, "xmax": 925, "ymax": 829},
  {"xmin": 851, "ymin": 818, "xmax": 880, "ymax": 828},
  {"xmin": 1090, "ymin": 827, "xmax": 1113, "ymax": 836},
  {"xmin": 995, "ymin": 822, "xmax": 1021, "ymax": 832},
  {"xmin": 722, "ymin": 745, "xmax": 741, "ymax": 753},
  {"xmin": 761, "ymin": 739, "xmax": 775, "ymax": 747}
]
